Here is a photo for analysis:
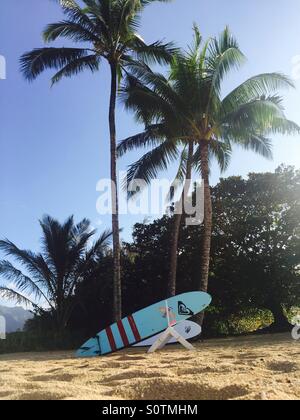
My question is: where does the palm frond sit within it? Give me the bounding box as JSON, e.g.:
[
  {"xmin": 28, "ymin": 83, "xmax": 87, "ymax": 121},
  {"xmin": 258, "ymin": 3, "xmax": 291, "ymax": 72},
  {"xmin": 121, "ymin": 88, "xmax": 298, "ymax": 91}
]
[
  {"xmin": 0, "ymin": 286, "xmax": 38, "ymax": 308},
  {"xmin": 59, "ymin": 0, "xmax": 102, "ymax": 36},
  {"xmin": 72, "ymin": 218, "xmax": 93, "ymax": 238},
  {"xmin": 115, "ymin": 0, "xmax": 142, "ymax": 34},
  {"xmin": 20, "ymin": 48, "xmax": 90, "ymax": 81},
  {"xmin": 209, "ymin": 139, "xmax": 232, "ymax": 172},
  {"xmin": 96, "ymin": 229, "xmax": 113, "ymax": 248},
  {"xmin": 84, "ymin": 229, "xmax": 113, "ymax": 261},
  {"xmin": 32, "ymin": 254, "xmax": 56, "ymax": 295},
  {"xmin": 43, "ymin": 21, "xmax": 100, "ymax": 43},
  {"xmin": 206, "ymin": 26, "xmax": 246, "ymax": 97},
  {"xmin": 193, "ymin": 140, "xmax": 231, "ymax": 175},
  {"xmin": 264, "ymin": 117, "xmax": 300, "ymax": 136},
  {"xmin": 0, "ymin": 239, "xmax": 52, "ymax": 287},
  {"xmin": 132, "ymin": 38, "xmax": 178, "ymax": 65},
  {"xmin": 121, "ymin": 71, "xmax": 181, "ymax": 127},
  {"xmin": 51, "ymin": 55, "xmax": 100, "ymax": 85},
  {"xmin": 221, "ymin": 96, "xmax": 287, "ymax": 132},
  {"xmin": 124, "ymin": 140, "xmax": 179, "ymax": 197},
  {"xmin": 140, "ymin": 0, "xmax": 173, "ymax": 6},
  {"xmin": 39, "ymin": 215, "xmax": 74, "ymax": 276},
  {"xmin": 166, "ymin": 146, "xmax": 188, "ymax": 203},
  {"xmin": 117, "ymin": 124, "xmax": 166, "ymax": 157},
  {"xmin": 222, "ymin": 73, "xmax": 294, "ymax": 113},
  {"xmin": 238, "ymin": 134, "xmax": 273, "ymax": 160},
  {"xmin": 0, "ymin": 260, "xmax": 52, "ymax": 307}
]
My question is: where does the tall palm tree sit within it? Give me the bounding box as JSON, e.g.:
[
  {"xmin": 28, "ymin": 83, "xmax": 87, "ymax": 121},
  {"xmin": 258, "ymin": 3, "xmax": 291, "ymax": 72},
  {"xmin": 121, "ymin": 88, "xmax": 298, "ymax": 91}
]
[
  {"xmin": 118, "ymin": 26, "xmax": 300, "ymax": 302},
  {"xmin": 0, "ymin": 215, "xmax": 112, "ymax": 331},
  {"xmin": 20, "ymin": 0, "xmax": 175, "ymax": 320}
]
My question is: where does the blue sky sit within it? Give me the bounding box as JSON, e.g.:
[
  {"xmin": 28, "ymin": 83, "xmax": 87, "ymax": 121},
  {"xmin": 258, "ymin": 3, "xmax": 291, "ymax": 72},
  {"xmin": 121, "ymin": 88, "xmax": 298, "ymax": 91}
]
[{"xmin": 0, "ymin": 0, "xmax": 300, "ymax": 305}]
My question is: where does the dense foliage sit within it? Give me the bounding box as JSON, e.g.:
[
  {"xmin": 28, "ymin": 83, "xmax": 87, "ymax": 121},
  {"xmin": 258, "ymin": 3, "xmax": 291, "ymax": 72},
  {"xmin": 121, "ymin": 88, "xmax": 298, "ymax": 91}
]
[
  {"xmin": 0, "ymin": 216, "xmax": 113, "ymax": 332},
  {"xmin": 10, "ymin": 3, "xmax": 298, "ymax": 353},
  {"xmin": 1, "ymin": 166, "xmax": 298, "ymax": 352},
  {"xmin": 118, "ymin": 25, "xmax": 299, "ymax": 300}
]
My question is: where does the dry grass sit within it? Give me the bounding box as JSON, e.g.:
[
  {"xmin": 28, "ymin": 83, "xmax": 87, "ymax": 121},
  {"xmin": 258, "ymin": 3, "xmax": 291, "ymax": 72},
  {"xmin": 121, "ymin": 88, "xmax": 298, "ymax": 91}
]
[{"xmin": 0, "ymin": 333, "xmax": 299, "ymax": 400}]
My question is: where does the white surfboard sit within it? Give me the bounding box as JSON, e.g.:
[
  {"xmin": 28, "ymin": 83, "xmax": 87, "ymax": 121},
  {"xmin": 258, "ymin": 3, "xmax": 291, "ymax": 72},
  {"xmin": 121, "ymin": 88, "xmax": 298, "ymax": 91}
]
[{"xmin": 133, "ymin": 320, "xmax": 201, "ymax": 347}]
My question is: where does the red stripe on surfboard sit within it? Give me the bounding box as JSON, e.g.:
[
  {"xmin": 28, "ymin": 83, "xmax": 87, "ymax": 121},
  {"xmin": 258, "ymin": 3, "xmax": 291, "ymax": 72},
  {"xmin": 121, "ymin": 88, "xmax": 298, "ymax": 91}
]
[
  {"xmin": 117, "ymin": 320, "xmax": 129, "ymax": 347},
  {"xmin": 127, "ymin": 315, "xmax": 141, "ymax": 342},
  {"xmin": 106, "ymin": 326, "xmax": 117, "ymax": 351}
]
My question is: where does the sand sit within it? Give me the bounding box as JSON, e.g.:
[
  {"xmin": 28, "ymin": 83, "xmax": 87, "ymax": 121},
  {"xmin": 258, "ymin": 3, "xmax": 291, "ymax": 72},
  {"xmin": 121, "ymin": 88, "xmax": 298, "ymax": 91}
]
[{"xmin": 0, "ymin": 333, "xmax": 299, "ymax": 400}]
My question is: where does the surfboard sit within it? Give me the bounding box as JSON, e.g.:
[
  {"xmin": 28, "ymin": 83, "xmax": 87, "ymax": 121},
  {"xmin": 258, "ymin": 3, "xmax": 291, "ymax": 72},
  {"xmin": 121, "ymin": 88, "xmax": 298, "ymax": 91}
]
[
  {"xmin": 76, "ymin": 291, "xmax": 211, "ymax": 357},
  {"xmin": 133, "ymin": 320, "xmax": 201, "ymax": 347}
]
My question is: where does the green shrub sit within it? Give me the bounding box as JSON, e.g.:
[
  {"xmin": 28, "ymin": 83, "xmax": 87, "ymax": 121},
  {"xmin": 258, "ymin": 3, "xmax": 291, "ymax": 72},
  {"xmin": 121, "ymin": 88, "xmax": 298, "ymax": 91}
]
[{"xmin": 204, "ymin": 308, "xmax": 274, "ymax": 338}]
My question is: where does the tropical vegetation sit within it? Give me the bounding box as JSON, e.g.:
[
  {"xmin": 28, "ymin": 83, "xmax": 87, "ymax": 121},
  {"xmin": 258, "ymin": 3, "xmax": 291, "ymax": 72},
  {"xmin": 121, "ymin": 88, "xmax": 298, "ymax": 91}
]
[
  {"xmin": 20, "ymin": 0, "xmax": 176, "ymax": 321},
  {"xmin": 0, "ymin": 215, "xmax": 112, "ymax": 332},
  {"xmin": 0, "ymin": 2, "xmax": 299, "ymax": 352},
  {"xmin": 1, "ymin": 167, "xmax": 299, "ymax": 353},
  {"xmin": 118, "ymin": 25, "xmax": 299, "ymax": 305}
]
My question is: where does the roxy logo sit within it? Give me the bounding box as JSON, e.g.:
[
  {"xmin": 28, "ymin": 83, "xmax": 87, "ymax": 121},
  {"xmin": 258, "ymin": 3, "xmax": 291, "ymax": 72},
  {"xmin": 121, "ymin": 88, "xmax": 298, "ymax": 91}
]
[
  {"xmin": 0, "ymin": 316, "xmax": 6, "ymax": 340},
  {"xmin": 291, "ymin": 315, "xmax": 300, "ymax": 341},
  {"xmin": 0, "ymin": 55, "xmax": 6, "ymax": 80}
]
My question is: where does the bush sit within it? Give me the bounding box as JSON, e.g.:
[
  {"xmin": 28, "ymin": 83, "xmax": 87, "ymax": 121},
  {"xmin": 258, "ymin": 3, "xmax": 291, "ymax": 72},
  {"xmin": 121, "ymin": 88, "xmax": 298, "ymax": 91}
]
[{"xmin": 203, "ymin": 308, "xmax": 274, "ymax": 338}]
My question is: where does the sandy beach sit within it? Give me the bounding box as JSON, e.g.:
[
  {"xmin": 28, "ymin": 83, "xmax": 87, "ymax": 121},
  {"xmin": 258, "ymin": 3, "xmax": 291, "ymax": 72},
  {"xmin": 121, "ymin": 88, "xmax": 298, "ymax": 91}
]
[{"xmin": 0, "ymin": 333, "xmax": 299, "ymax": 401}]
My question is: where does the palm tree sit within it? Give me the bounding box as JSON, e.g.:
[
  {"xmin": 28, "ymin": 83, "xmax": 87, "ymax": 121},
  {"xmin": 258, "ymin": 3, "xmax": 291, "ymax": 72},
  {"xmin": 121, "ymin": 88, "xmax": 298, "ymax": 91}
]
[
  {"xmin": 0, "ymin": 215, "xmax": 112, "ymax": 332},
  {"xmin": 20, "ymin": 0, "xmax": 176, "ymax": 320},
  {"xmin": 118, "ymin": 26, "xmax": 300, "ymax": 302}
]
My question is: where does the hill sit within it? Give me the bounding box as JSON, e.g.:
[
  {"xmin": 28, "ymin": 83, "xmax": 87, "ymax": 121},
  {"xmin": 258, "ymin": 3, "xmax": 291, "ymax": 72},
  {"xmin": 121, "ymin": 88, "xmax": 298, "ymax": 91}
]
[{"xmin": 0, "ymin": 305, "xmax": 33, "ymax": 333}]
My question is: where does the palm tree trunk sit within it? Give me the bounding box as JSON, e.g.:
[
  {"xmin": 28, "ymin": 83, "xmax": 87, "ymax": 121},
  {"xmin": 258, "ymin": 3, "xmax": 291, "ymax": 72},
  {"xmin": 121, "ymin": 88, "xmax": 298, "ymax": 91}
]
[
  {"xmin": 56, "ymin": 283, "xmax": 64, "ymax": 331},
  {"xmin": 168, "ymin": 142, "xmax": 194, "ymax": 297},
  {"xmin": 109, "ymin": 63, "xmax": 122, "ymax": 321},
  {"xmin": 168, "ymin": 212, "xmax": 182, "ymax": 297},
  {"xmin": 197, "ymin": 141, "xmax": 212, "ymax": 326},
  {"xmin": 199, "ymin": 141, "xmax": 212, "ymax": 291}
]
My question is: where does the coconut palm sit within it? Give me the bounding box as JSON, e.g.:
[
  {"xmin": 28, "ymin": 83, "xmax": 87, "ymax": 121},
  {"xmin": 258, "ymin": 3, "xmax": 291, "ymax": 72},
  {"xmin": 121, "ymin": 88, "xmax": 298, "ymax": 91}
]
[
  {"xmin": 0, "ymin": 215, "xmax": 112, "ymax": 331},
  {"xmin": 20, "ymin": 0, "xmax": 176, "ymax": 320},
  {"xmin": 118, "ymin": 26, "xmax": 300, "ymax": 301}
]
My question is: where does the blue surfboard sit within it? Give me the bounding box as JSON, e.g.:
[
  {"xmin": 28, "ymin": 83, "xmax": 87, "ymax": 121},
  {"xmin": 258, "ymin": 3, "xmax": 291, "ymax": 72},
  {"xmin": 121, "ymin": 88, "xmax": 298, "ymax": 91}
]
[{"xmin": 76, "ymin": 291, "xmax": 211, "ymax": 357}]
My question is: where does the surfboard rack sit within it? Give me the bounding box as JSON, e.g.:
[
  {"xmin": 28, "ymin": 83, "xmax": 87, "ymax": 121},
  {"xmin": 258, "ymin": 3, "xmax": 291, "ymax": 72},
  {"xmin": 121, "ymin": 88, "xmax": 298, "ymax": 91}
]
[
  {"xmin": 148, "ymin": 300, "xmax": 196, "ymax": 353},
  {"xmin": 148, "ymin": 326, "xmax": 196, "ymax": 353}
]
